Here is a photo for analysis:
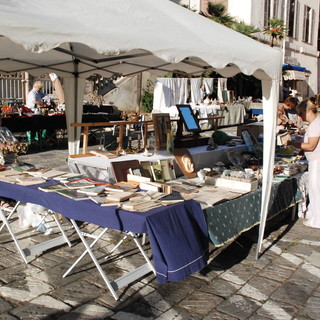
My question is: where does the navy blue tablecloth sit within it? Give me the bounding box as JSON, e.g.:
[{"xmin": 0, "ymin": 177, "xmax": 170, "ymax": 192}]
[{"xmin": 0, "ymin": 180, "xmax": 208, "ymax": 283}]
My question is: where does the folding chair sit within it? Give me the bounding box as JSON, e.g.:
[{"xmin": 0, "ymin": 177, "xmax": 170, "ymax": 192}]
[
  {"xmin": 63, "ymin": 219, "xmax": 155, "ymax": 300},
  {"xmin": 0, "ymin": 201, "xmax": 72, "ymax": 263}
]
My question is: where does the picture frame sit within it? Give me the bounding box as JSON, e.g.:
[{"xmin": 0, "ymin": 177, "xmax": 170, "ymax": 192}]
[
  {"xmin": 152, "ymin": 113, "xmax": 171, "ymax": 149},
  {"xmin": 176, "ymin": 104, "xmax": 201, "ymax": 133}
]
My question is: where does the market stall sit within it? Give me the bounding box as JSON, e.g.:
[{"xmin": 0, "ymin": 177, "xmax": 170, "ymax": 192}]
[
  {"xmin": 0, "ymin": 0, "xmax": 282, "ymax": 259},
  {"xmin": 0, "ymin": 157, "xmax": 304, "ymax": 299}
]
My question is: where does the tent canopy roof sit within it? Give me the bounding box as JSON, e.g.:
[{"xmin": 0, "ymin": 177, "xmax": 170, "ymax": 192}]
[{"xmin": 0, "ymin": 0, "xmax": 282, "ymax": 81}]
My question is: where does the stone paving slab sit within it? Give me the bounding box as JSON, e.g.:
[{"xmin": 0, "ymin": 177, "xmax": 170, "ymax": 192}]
[{"xmin": 0, "ymin": 147, "xmax": 320, "ymax": 319}]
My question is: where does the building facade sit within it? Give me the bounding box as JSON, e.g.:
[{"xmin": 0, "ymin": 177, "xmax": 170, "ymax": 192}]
[
  {"xmin": 174, "ymin": 0, "xmax": 320, "ymax": 99},
  {"xmin": 228, "ymin": 0, "xmax": 320, "ymax": 98}
]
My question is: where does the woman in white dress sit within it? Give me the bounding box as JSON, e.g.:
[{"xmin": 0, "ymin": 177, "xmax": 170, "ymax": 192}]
[{"xmin": 286, "ymin": 98, "xmax": 320, "ymax": 228}]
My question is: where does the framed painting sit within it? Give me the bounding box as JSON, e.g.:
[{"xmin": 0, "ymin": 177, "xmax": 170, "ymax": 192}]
[{"xmin": 152, "ymin": 113, "xmax": 171, "ymax": 149}]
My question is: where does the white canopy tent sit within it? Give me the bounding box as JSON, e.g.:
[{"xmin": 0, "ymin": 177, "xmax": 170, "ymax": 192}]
[{"xmin": 0, "ymin": 0, "xmax": 282, "ymax": 257}]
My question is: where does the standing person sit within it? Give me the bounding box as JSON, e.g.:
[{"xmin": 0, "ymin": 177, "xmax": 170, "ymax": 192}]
[
  {"xmin": 26, "ymin": 81, "xmax": 45, "ymax": 111},
  {"xmin": 277, "ymin": 96, "xmax": 300, "ymax": 128},
  {"xmin": 26, "ymin": 81, "xmax": 46, "ymax": 143},
  {"xmin": 285, "ymin": 98, "xmax": 320, "ymax": 228}
]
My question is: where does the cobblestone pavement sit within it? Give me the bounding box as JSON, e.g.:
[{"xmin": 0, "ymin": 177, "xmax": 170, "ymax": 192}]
[{"xmin": 0, "ymin": 146, "xmax": 319, "ymax": 320}]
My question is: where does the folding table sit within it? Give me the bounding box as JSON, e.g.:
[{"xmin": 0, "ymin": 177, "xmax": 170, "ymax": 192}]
[
  {"xmin": 63, "ymin": 223, "xmax": 155, "ymax": 300},
  {"xmin": 0, "ymin": 201, "xmax": 72, "ymax": 263},
  {"xmin": 0, "ymin": 180, "xmax": 208, "ymax": 300}
]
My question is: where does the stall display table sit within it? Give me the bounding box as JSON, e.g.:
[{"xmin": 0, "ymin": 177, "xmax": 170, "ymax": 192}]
[
  {"xmin": 204, "ymin": 177, "xmax": 302, "ymax": 246},
  {"xmin": 0, "ymin": 113, "xmax": 121, "ymax": 134},
  {"xmin": 1, "ymin": 114, "xmax": 67, "ymax": 148},
  {"xmin": 0, "ymin": 113, "xmax": 121, "ymax": 148},
  {"xmin": 0, "ymin": 172, "xmax": 303, "ymax": 300},
  {"xmin": 0, "ymin": 179, "xmax": 208, "ymax": 299},
  {"xmin": 216, "ymin": 104, "xmax": 246, "ymax": 127},
  {"xmin": 68, "ymin": 144, "xmax": 248, "ymax": 182},
  {"xmin": 1, "ymin": 114, "xmax": 67, "ymax": 132}
]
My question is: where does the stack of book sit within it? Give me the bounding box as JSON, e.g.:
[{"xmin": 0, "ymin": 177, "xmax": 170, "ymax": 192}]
[
  {"xmin": 62, "ymin": 177, "xmax": 110, "ymax": 189},
  {"xmin": 158, "ymin": 192, "xmax": 185, "ymax": 205},
  {"xmin": 26, "ymin": 168, "xmax": 67, "ymax": 180},
  {"xmin": 121, "ymin": 200, "xmax": 162, "ymax": 212},
  {"xmin": 55, "ymin": 189, "xmax": 91, "ymax": 201},
  {"xmin": 89, "ymin": 191, "xmax": 136, "ymax": 206},
  {"xmin": 38, "ymin": 184, "xmax": 68, "ymax": 192},
  {"xmin": 105, "ymin": 181, "xmax": 139, "ymax": 193},
  {"xmin": 37, "ymin": 175, "xmax": 140, "ymax": 203},
  {"xmin": 0, "ymin": 170, "xmax": 26, "ymax": 184},
  {"xmin": 38, "ymin": 176, "xmax": 111, "ymax": 200},
  {"xmin": 15, "ymin": 175, "xmax": 46, "ymax": 186},
  {"xmin": 139, "ymin": 181, "xmax": 172, "ymax": 194},
  {"xmin": 53, "ymin": 173, "xmax": 85, "ymax": 183},
  {"xmin": 89, "ymin": 149, "xmax": 119, "ymax": 159}
]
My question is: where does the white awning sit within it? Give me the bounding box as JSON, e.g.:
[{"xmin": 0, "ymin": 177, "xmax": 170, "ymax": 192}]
[{"xmin": 283, "ymin": 70, "xmax": 307, "ymax": 81}]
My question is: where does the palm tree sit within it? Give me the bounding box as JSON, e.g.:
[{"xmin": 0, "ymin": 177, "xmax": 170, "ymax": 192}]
[
  {"xmin": 232, "ymin": 21, "xmax": 260, "ymax": 40},
  {"xmin": 264, "ymin": 18, "xmax": 286, "ymax": 47},
  {"xmin": 202, "ymin": 3, "xmax": 234, "ymax": 27}
]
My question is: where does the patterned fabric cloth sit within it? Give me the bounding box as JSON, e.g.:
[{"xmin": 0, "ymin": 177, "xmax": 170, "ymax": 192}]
[{"xmin": 204, "ymin": 178, "xmax": 302, "ymax": 246}]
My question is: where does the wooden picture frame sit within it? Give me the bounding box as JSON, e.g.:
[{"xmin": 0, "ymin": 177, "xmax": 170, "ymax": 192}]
[{"xmin": 152, "ymin": 113, "xmax": 171, "ymax": 149}]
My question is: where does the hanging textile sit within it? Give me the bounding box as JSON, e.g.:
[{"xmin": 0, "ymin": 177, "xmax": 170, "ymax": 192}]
[
  {"xmin": 217, "ymin": 78, "xmax": 227, "ymax": 102},
  {"xmin": 203, "ymin": 78, "xmax": 214, "ymax": 96},
  {"xmin": 190, "ymin": 78, "xmax": 201, "ymax": 104},
  {"xmin": 154, "ymin": 78, "xmax": 188, "ymax": 109},
  {"xmin": 153, "ymin": 81, "xmax": 170, "ymax": 112},
  {"xmin": 153, "ymin": 78, "xmax": 172, "ymax": 110},
  {"xmin": 172, "ymin": 78, "xmax": 188, "ymax": 105}
]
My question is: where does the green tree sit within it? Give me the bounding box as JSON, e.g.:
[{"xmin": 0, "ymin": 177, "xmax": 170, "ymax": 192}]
[
  {"xmin": 231, "ymin": 21, "xmax": 260, "ymax": 40},
  {"xmin": 202, "ymin": 2, "xmax": 234, "ymax": 27},
  {"xmin": 264, "ymin": 17, "xmax": 286, "ymax": 47},
  {"xmin": 140, "ymin": 80, "xmax": 154, "ymax": 113}
]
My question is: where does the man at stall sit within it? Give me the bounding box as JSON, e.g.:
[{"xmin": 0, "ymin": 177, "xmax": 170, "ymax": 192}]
[
  {"xmin": 26, "ymin": 81, "xmax": 45, "ymax": 112},
  {"xmin": 26, "ymin": 81, "xmax": 46, "ymax": 143},
  {"xmin": 26, "ymin": 81, "xmax": 57, "ymax": 143}
]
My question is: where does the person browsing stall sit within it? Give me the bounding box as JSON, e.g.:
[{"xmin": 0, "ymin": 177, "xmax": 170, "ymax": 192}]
[
  {"xmin": 26, "ymin": 81, "xmax": 45, "ymax": 112},
  {"xmin": 285, "ymin": 98, "xmax": 320, "ymax": 228},
  {"xmin": 278, "ymin": 96, "xmax": 301, "ymax": 128}
]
